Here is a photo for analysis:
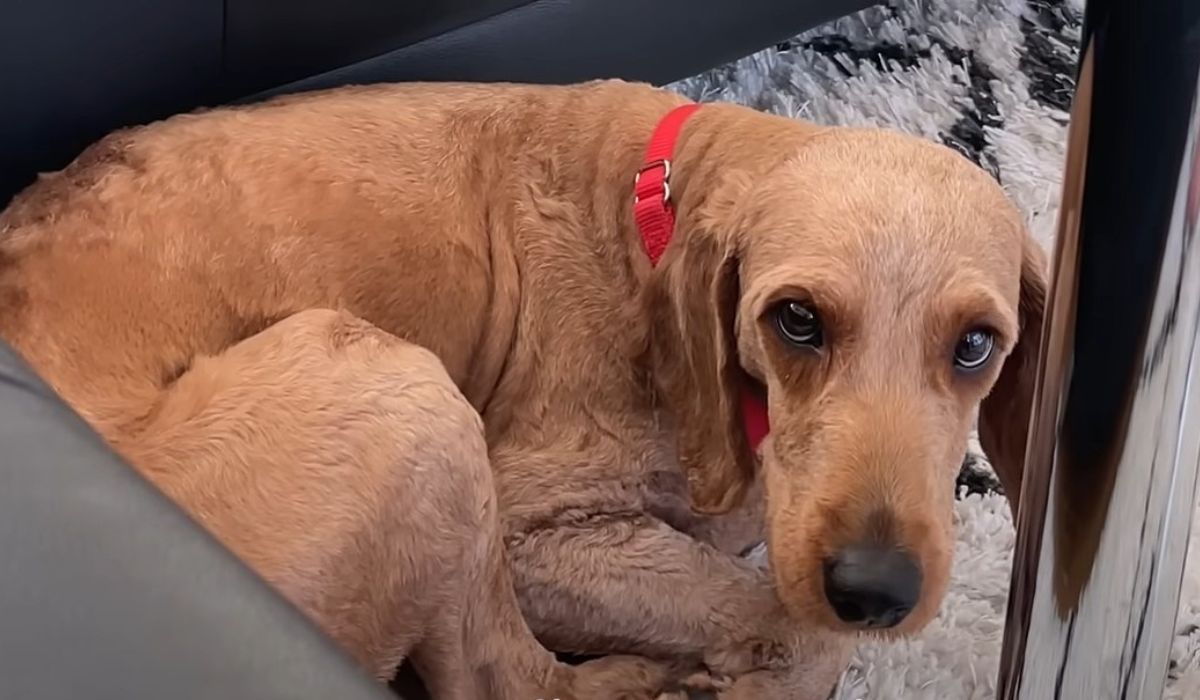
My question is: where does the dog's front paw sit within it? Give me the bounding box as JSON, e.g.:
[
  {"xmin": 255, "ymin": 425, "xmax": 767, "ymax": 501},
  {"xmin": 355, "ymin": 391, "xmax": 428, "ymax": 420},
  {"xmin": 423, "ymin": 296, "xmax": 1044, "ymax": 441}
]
[
  {"xmin": 653, "ymin": 670, "xmax": 734, "ymax": 700},
  {"xmin": 657, "ymin": 662, "xmax": 844, "ymax": 700},
  {"xmin": 707, "ymin": 667, "xmax": 840, "ymax": 700},
  {"xmin": 700, "ymin": 623, "xmax": 856, "ymax": 697},
  {"xmin": 703, "ymin": 637, "xmax": 793, "ymax": 677},
  {"xmin": 566, "ymin": 655, "xmax": 706, "ymax": 700}
]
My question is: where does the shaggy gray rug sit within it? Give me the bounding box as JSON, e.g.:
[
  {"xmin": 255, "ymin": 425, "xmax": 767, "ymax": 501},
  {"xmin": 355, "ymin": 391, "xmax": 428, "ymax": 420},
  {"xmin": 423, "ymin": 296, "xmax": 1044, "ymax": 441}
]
[{"xmin": 670, "ymin": 1, "xmax": 1200, "ymax": 697}]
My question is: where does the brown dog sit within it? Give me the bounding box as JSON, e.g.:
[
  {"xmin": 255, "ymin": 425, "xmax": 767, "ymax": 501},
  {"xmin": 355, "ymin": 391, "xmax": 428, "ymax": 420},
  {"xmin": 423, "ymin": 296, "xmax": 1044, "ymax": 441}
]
[{"xmin": 0, "ymin": 79, "xmax": 1045, "ymax": 699}]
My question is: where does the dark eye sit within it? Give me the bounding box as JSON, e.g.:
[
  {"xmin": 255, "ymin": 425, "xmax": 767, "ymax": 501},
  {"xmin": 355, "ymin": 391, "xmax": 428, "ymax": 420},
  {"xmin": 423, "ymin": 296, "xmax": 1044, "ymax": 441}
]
[
  {"xmin": 774, "ymin": 301, "xmax": 823, "ymax": 348},
  {"xmin": 954, "ymin": 329, "xmax": 995, "ymax": 371}
]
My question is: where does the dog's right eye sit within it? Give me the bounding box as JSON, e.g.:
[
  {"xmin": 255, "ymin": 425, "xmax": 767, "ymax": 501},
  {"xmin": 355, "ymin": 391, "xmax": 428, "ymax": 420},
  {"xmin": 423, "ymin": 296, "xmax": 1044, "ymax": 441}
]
[
  {"xmin": 953, "ymin": 328, "xmax": 995, "ymax": 371},
  {"xmin": 774, "ymin": 301, "xmax": 823, "ymax": 348}
]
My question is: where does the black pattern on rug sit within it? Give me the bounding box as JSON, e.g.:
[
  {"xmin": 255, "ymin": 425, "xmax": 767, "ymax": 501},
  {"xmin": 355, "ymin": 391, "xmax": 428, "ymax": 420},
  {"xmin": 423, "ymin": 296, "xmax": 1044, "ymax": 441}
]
[
  {"xmin": 784, "ymin": 4, "xmax": 1006, "ymax": 177},
  {"xmin": 1020, "ymin": 0, "xmax": 1083, "ymax": 112}
]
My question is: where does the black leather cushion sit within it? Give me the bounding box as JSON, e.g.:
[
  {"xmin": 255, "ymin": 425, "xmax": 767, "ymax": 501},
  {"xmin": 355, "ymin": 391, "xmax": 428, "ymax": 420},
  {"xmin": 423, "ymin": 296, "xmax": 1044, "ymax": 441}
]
[
  {"xmin": 0, "ymin": 0, "xmax": 873, "ymax": 205},
  {"xmin": 224, "ymin": 0, "xmax": 533, "ymax": 96},
  {"xmin": 0, "ymin": 344, "xmax": 395, "ymax": 700},
  {"xmin": 255, "ymin": 0, "xmax": 872, "ymax": 99},
  {"xmin": 0, "ymin": 0, "xmax": 227, "ymax": 208}
]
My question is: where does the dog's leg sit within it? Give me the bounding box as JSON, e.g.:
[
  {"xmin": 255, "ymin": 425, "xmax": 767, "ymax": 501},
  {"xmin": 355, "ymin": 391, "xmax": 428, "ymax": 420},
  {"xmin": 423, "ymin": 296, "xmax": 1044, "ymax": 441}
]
[
  {"xmin": 659, "ymin": 663, "xmax": 854, "ymax": 700},
  {"xmin": 115, "ymin": 309, "xmax": 683, "ymax": 699},
  {"xmin": 505, "ymin": 514, "xmax": 852, "ymax": 697}
]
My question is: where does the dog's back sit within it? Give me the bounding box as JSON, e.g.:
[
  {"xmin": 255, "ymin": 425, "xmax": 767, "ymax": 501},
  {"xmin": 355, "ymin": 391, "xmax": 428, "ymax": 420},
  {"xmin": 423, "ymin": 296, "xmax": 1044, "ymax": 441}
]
[{"xmin": 0, "ymin": 81, "xmax": 677, "ymax": 437}]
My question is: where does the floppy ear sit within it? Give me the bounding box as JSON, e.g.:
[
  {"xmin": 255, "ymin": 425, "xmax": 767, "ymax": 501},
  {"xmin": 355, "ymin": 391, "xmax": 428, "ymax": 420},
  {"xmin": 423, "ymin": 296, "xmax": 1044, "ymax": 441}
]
[
  {"xmin": 648, "ymin": 195, "xmax": 756, "ymax": 515},
  {"xmin": 977, "ymin": 234, "xmax": 1049, "ymax": 516}
]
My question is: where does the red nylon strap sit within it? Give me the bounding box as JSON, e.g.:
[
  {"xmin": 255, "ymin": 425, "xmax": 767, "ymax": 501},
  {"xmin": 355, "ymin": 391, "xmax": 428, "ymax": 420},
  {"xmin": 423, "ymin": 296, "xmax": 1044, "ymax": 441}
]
[
  {"xmin": 633, "ymin": 104, "xmax": 771, "ymax": 452},
  {"xmin": 741, "ymin": 390, "xmax": 770, "ymax": 452},
  {"xmin": 633, "ymin": 103, "xmax": 701, "ymax": 265}
]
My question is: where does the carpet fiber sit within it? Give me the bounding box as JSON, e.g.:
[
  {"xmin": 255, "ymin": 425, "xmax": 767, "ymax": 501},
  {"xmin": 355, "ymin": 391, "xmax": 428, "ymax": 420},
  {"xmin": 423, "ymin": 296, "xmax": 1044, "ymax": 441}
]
[{"xmin": 670, "ymin": 1, "xmax": 1200, "ymax": 697}]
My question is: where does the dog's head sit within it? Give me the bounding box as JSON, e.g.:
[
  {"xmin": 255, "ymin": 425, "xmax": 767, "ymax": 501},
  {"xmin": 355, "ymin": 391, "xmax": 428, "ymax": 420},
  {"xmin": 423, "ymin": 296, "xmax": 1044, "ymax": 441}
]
[{"xmin": 651, "ymin": 118, "xmax": 1046, "ymax": 635}]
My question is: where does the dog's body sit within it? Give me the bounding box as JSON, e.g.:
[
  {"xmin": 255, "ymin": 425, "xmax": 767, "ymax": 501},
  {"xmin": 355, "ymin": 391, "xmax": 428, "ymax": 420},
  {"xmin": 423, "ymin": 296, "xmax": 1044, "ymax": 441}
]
[{"xmin": 0, "ymin": 80, "xmax": 1044, "ymax": 699}]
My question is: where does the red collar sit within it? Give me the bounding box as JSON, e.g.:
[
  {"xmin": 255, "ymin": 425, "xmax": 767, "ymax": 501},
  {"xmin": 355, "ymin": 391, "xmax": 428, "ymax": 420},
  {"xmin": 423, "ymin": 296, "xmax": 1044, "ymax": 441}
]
[{"xmin": 633, "ymin": 104, "xmax": 771, "ymax": 452}]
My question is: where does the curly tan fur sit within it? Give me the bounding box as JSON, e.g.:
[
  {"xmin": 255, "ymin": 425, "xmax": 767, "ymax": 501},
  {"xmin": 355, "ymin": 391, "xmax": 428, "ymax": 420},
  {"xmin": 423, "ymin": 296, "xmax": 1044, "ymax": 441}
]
[{"xmin": 0, "ymin": 80, "xmax": 1045, "ymax": 699}]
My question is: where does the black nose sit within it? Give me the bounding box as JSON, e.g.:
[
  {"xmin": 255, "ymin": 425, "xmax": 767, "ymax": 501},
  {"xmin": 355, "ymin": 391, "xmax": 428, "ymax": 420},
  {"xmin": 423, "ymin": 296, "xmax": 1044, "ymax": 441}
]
[{"xmin": 823, "ymin": 545, "xmax": 922, "ymax": 629}]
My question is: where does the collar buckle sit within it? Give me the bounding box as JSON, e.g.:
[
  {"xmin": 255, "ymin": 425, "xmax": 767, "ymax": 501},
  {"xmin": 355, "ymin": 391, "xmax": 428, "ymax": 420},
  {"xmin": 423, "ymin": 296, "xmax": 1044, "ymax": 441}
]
[{"xmin": 633, "ymin": 158, "xmax": 672, "ymax": 205}]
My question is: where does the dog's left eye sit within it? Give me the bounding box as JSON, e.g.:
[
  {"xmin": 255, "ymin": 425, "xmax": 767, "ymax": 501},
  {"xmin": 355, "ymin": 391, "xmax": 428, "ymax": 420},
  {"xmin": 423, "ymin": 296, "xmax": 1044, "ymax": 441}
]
[
  {"xmin": 774, "ymin": 301, "xmax": 823, "ymax": 348},
  {"xmin": 953, "ymin": 329, "xmax": 995, "ymax": 371}
]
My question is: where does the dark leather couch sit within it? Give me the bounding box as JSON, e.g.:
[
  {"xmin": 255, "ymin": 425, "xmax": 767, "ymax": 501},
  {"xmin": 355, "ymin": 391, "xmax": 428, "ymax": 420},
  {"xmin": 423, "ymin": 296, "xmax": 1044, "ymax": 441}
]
[
  {"xmin": 0, "ymin": 0, "xmax": 872, "ymax": 206},
  {"xmin": 0, "ymin": 2, "xmax": 872, "ymax": 698}
]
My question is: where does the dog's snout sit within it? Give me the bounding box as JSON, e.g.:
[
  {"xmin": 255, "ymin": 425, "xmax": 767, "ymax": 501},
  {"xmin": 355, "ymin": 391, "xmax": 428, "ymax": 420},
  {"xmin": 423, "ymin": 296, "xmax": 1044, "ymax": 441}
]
[{"xmin": 823, "ymin": 545, "xmax": 921, "ymax": 629}]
